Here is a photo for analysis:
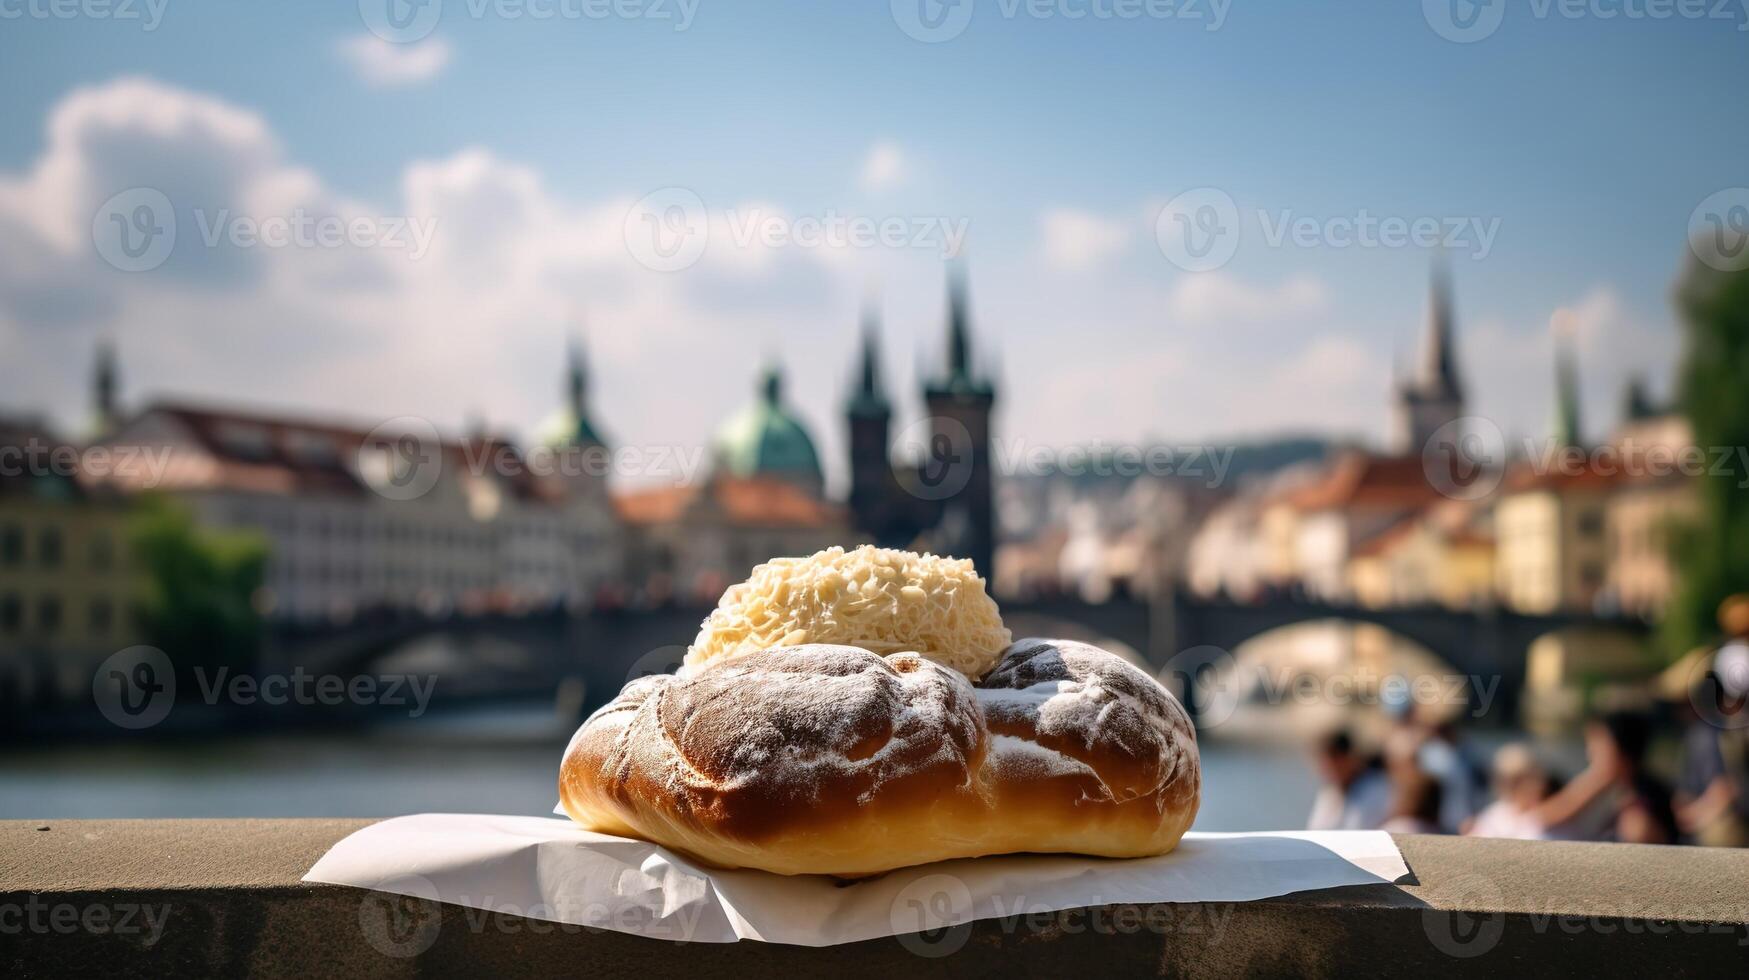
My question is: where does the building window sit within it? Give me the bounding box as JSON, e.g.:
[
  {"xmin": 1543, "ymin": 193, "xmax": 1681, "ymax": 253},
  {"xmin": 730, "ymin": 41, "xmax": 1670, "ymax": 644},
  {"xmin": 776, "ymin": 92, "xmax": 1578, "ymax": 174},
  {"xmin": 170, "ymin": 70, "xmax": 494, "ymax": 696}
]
[
  {"xmin": 1576, "ymin": 510, "xmax": 1604, "ymax": 538},
  {"xmin": 0, "ymin": 594, "xmax": 20, "ymax": 633},
  {"xmin": 90, "ymin": 530, "xmax": 114, "ymax": 571},
  {"xmin": 37, "ymin": 595, "xmax": 62, "ymax": 636},
  {"xmin": 39, "ymin": 527, "xmax": 63, "ymax": 568},
  {"xmin": 0, "ymin": 525, "xmax": 21, "ymax": 566},
  {"xmin": 89, "ymin": 597, "xmax": 114, "ymax": 634}
]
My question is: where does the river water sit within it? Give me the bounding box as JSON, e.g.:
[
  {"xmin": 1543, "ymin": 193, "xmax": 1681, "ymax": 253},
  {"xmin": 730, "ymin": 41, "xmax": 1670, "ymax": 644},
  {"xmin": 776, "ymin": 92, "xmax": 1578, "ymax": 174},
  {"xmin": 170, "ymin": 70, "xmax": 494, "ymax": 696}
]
[
  {"xmin": 13, "ymin": 619, "xmax": 1582, "ymax": 830},
  {"xmin": 1, "ymin": 706, "xmax": 1320, "ymax": 832}
]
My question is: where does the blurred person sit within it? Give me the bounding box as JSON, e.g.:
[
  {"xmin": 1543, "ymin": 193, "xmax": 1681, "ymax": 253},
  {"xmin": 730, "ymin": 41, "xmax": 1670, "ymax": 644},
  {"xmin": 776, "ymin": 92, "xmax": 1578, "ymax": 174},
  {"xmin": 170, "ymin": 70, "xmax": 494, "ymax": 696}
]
[
  {"xmin": 1380, "ymin": 770, "xmax": 1444, "ymax": 835},
  {"xmin": 1530, "ymin": 711, "xmax": 1678, "ymax": 844},
  {"xmin": 1464, "ymin": 743, "xmax": 1552, "ymax": 840},
  {"xmin": 1381, "ymin": 693, "xmax": 1481, "ymax": 834},
  {"xmin": 1593, "ymin": 711, "xmax": 1680, "ymax": 845},
  {"xmin": 1307, "ymin": 729, "xmax": 1391, "ymax": 831},
  {"xmin": 1416, "ymin": 719, "xmax": 1483, "ymax": 833},
  {"xmin": 1676, "ymin": 596, "xmax": 1749, "ymax": 846}
]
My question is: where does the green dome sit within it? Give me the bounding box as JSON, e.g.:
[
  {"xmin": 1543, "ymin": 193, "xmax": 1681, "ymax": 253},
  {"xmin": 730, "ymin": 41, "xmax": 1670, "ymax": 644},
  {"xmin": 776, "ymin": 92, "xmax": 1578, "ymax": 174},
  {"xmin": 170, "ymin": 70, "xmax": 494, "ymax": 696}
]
[
  {"xmin": 714, "ymin": 366, "xmax": 822, "ymax": 485},
  {"xmin": 535, "ymin": 408, "xmax": 606, "ymax": 449},
  {"xmin": 537, "ymin": 338, "xmax": 607, "ymax": 449}
]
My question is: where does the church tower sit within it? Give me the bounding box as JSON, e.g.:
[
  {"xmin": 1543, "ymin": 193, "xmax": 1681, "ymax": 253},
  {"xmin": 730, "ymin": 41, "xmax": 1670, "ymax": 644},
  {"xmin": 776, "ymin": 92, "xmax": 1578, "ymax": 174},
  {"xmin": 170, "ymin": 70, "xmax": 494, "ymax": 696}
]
[
  {"xmin": 538, "ymin": 335, "xmax": 608, "ymax": 451},
  {"xmin": 533, "ymin": 335, "xmax": 611, "ymax": 501},
  {"xmin": 1551, "ymin": 311, "xmax": 1584, "ymax": 450},
  {"xmin": 922, "ymin": 265, "xmax": 998, "ymax": 579},
  {"xmin": 563, "ymin": 337, "xmax": 606, "ymax": 449},
  {"xmin": 1393, "ymin": 262, "xmax": 1466, "ymax": 454},
  {"xmin": 846, "ymin": 302, "xmax": 895, "ymax": 537},
  {"xmin": 92, "ymin": 339, "xmax": 120, "ymax": 436}
]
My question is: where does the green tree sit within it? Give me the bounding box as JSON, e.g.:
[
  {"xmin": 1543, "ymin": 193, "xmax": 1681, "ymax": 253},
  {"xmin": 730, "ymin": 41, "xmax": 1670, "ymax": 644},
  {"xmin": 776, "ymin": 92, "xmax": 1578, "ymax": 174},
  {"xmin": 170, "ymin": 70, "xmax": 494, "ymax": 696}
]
[
  {"xmin": 1664, "ymin": 257, "xmax": 1749, "ymax": 657},
  {"xmin": 129, "ymin": 496, "xmax": 268, "ymax": 672}
]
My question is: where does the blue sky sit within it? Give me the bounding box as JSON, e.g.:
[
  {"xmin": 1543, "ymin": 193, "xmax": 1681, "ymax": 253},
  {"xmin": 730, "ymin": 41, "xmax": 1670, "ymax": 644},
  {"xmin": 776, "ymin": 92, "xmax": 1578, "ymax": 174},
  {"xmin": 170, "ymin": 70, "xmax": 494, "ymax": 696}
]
[{"xmin": 2, "ymin": 0, "xmax": 1745, "ymax": 488}]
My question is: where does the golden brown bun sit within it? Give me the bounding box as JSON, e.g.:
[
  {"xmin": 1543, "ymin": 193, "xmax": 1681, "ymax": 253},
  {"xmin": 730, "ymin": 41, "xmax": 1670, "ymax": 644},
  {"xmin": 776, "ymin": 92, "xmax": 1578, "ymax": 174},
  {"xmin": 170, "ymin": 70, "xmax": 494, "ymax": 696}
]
[{"xmin": 559, "ymin": 638, "xmax": 1200, "ymax": 876}]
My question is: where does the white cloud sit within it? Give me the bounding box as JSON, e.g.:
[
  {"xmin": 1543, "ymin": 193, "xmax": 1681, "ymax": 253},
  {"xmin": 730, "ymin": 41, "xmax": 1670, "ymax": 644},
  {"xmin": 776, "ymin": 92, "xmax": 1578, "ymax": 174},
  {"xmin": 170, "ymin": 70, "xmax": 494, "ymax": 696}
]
[
  {"xmin": 0, "ymin": 76, "xmax": 278, "ymax": 254},
  {"xmin": 0, "ymin": 77, "xmax": 913, "ymax": 494},
  {"xmin": 857, "ymin": 141, "xmax": 905, "ymax": 191},
  {"xmin": 334, "ymin": 36, "xmax": 453, "ymax": 87},
  {"xmin": 3, "ymin": 77, "xmax": 1678, "ymax": 496},
  {"xmin": 1038, "ymin": 208, "xmax": 1129, "ymax": 272},
  {"xmin": 1167, "ymin": 272, "xmax": 1329, "ymax": 326},
  {"xmin": 1, "ymin": 82, "xmax": 1400, "ymax": 473},
  {"xmin": 981, "ymin": 267, "xmax": 1387, "ymax": 447},
  {"xmin": 1466, "ymin": 286, "xmax": 1678, "ymax": 444}
]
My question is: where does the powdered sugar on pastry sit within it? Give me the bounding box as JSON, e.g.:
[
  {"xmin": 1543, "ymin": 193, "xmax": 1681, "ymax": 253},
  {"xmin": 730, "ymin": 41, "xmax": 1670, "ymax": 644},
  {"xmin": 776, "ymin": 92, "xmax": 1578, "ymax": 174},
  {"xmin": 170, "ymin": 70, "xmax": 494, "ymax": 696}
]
[
  {"xmin": 561, "ymin": 638, "xmax": 1201, "ymax": 876},
  {"xmin": 978, "ymin": 638, "xmax": 1198, "ymax": 807},
  {"xmin": 982, "ymin": 733, "xmax": 1097, "ymax": 783},
  {"xmin": 657, "ymin": 645, "xmax": 985, "ymax": 810}
]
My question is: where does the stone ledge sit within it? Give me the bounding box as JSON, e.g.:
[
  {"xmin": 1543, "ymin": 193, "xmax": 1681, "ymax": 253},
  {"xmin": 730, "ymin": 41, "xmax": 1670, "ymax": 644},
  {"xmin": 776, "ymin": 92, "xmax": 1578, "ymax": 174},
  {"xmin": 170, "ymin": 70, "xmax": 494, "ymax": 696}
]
[{"xmin": 3, "ymin": 820, "xmax": 1748, "ymax": 978}]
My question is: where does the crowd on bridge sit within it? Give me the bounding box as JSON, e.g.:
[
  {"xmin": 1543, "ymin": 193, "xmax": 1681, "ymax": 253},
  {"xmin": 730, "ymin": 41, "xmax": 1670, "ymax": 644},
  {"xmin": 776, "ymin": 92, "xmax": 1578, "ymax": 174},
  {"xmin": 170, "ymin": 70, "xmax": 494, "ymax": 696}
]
[{"xmin": 1307, "ymin": 596, "xmax": 1749, "ymax": 847}]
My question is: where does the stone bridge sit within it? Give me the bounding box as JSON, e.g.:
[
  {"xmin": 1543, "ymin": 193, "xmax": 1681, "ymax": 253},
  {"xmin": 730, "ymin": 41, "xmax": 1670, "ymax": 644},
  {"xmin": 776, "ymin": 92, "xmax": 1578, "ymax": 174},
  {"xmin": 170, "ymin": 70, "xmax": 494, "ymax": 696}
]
[
  {"xmin": 1011, "ymin": 594, "xmax": 1650, "ymax": 721},
  {"xmin": 273, "ymin": 594, "xmax": 1648, "ymax": 724}
]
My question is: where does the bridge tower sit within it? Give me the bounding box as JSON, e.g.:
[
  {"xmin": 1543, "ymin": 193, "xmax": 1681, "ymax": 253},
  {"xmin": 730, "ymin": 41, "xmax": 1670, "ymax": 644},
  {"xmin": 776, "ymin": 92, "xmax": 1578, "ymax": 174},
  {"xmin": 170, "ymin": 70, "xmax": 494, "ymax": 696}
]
[
  {"xmin": 921, "ymin": 265, "xmax": 998, "ymax": 578},
  {"xmin": 846, "ymin": 303, "xmax": 896, "ymax": 541},
  {"xmin": 1393, "ymin": 261, "xmax": 1466, "ymax": 454}
]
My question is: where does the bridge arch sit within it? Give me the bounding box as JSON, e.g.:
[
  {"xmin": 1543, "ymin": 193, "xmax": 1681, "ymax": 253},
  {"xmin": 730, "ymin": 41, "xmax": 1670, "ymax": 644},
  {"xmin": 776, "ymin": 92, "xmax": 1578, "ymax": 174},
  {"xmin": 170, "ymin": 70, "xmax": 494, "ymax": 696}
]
[
  {"xmin": 265, "ymin": 595, "xmax": 1653, "ymax": 725},
  {"xmin": 998, "ymin": 593, "xmax": 1651, "ymax": 724},
  {"xmin": 1197, "ymin": 618, "xmax": 1476, "ymax": 736}
]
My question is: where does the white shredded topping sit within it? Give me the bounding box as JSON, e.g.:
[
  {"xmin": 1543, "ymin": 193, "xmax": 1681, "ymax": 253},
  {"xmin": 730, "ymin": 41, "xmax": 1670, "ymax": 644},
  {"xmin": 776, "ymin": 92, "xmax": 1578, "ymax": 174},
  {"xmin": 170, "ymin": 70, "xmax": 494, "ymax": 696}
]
[{"xmin": 685, "ymin": 545, "xmax": 1012, "ymax": 679}]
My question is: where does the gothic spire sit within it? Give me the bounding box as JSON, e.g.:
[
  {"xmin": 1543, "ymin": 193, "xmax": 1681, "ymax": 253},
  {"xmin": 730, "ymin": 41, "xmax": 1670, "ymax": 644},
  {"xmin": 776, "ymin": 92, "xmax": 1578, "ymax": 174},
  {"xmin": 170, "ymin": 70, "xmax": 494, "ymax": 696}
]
[
  {"xmin": 566, "ymin": 334, "xmax": 588, "ymax": 418},
  {"xmin": 947, "ymin": 264, "xmax": 971, "ymax": 383},
  {"xmin": 554, "ymin": 333, "xmax": 605, "ymax": 448},
  {"xmin": 1552, "ymin": 311, "xmax": 1583, "ymax": 449},
  {"xmin": 925, "ymin": 261, "xmax": 994, "ymax": 401},
  {"xmin": 1418, "ymin": 259, "xmax": 1463, "ymax": 399},
  {"xmin": 1622, "ymin": 374, "xmax": 1656, "ymax": 422},
  {"xmin": 848, "ymin": 301, "xmax": 891, "ymax": 418},
  {"xmin": 761, "ymin": 360, "xmax": 783, "ymax": 405},
  {"xmin": 92, "ymin": 339, "xmax": 119, "ymax": 434}
]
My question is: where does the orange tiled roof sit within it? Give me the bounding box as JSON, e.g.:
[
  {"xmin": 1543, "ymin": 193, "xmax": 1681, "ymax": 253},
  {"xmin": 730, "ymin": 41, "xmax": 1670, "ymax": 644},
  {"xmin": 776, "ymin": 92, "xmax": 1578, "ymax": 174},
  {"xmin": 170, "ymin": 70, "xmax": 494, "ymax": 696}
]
[
  {"xmin": 614, "ymin": 475, "xmax": 845, "ymax": 530},
  {"xmin": 1502, "ymin": 458, "xmax": 1632, "ymax": 495},
  {"xmin": 614, "ymin": 485, "xmax": 696, "ymax": 525},
  {"xmin": 1283, "ymin": 452, "xmax": 1444, "ymax": 513},
  {"xmin": 712, "ymin": 475, "xmax": 844, "ymax": 528},
  {"xmin": 93, "ymin": 401, "xmax": 554, "ymax": 500}
]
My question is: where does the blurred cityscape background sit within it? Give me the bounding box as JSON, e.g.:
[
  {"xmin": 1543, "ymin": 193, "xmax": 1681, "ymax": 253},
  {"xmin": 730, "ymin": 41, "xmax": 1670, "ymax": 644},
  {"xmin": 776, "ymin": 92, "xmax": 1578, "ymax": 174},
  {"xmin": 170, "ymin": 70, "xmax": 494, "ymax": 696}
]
[{"xmin": 3, "ymin": 2, "xmax": 1748, "ymax": 842}]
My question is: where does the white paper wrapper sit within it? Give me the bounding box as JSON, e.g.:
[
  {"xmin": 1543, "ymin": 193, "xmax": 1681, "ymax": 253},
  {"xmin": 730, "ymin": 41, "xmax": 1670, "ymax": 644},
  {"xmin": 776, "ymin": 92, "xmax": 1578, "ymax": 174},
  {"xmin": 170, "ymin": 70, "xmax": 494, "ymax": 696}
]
[{"xmin": 303, "ymin": 813, "xmax": 1409, "ymax": 947}]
